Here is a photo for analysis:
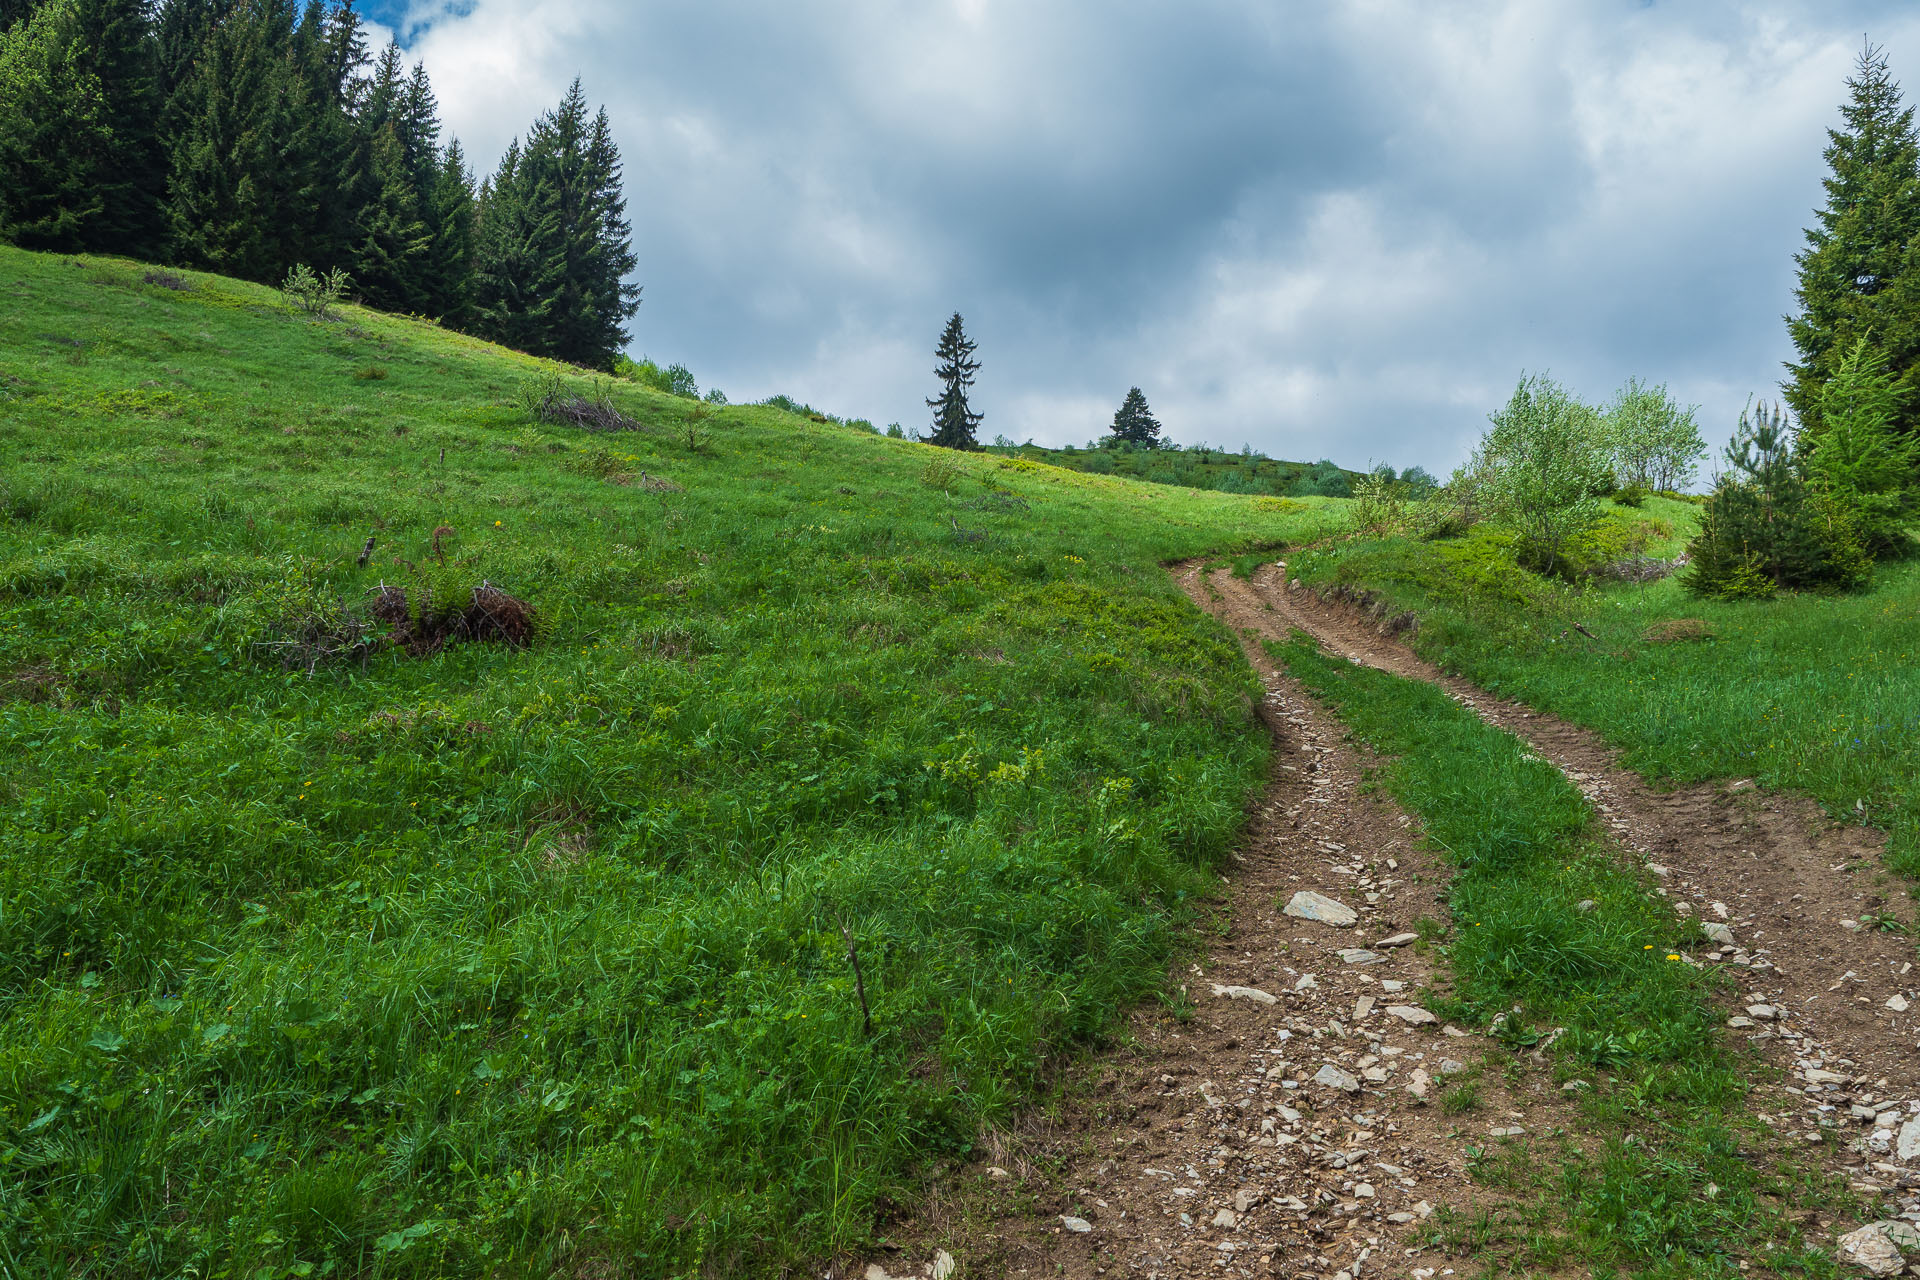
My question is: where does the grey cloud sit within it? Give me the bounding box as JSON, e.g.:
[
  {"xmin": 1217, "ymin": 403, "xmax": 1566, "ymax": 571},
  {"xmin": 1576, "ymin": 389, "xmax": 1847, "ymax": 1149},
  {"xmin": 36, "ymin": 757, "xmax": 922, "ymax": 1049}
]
[{"xmin": 400, "ymin": 0, "xmax": 1920, "ymax": 472}]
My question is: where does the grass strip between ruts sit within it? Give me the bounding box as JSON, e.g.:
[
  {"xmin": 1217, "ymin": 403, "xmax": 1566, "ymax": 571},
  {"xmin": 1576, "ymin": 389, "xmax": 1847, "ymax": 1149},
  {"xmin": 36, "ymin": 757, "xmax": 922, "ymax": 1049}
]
[{"xmin": 1270, "ymin": 632, "xmax": 1857, "ymax": 1279}]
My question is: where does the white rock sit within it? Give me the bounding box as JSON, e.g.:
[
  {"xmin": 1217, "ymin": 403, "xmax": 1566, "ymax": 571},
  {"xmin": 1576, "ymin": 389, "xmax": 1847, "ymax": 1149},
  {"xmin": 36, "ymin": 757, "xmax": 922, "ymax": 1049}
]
[
  {"xmin": 1339, "ymin": 948, "xmax": 1384, "ymax": 965},
  {"xmin": 1352, "ymin": 995, "xmax": 1376, "ymax": 1020},
  {"xmin": 986, "ymin": 1166, "xmax": 1010, "ymax": 1179},
  {"xmin": 1806, "ymin": 1068, "xmax": 1849, "ymax": 1086},
  {"xmin": 1234, "ymin": 1189, "xmax": 1259, "ymax": 1213},
  {"xmin": 1354, "ymin": 1182, "xmax": 1375, "ymax": 1198},
  {"xmin": 931, "ymin": 1251, "xmax": 955, "ymax": 1280},
  {"xmin": 1381, "ymin": 979, "xmax": 1405, "ymax": 993},
  {"xmin": 1746, "ymin": 1004, "xmax": 1777, "ymax": 1020},
  {"xmin": 1703, "ymin": 923, "xmax": 1735, "ymax": 945},
  {"xmin": 1283, "ymin": 891, "xmax": 1359, "ymax": 927},
  {"xmin": 1376, "ymin": 932, "xmax": 1419, "ymax": 948},
  {"xmin": 1727, "ymin": 1016, "xmax": 1756, "ymax": 1029},
  {"xmin": 1575, "ymin": 899, "xmax": 1596, "ymax": 913},
  {"xmin": 1210, "ymin": 983, "xmax": 1278, "ymax": 1005},
  {"xmin": 1439, "ymin": 1058, "xmax": 1466, "ymax": 1075},
  {"xmin": 1489, "ymin": 1125, "xmax": 1526, "ymax": 1138},
  {"xmin": 1407, "ymin": 1068, "xmax": 1431, "ymax": 1099},
  {"xmin": 1897, "ymin": 1117, "xmax": 1920, "ymax": 1162},
  {"xmin": 1314, "ymin": 1063, "xmax": 1361, "ymax": 1093},
  {"xmin": 1888, "ymin": 994, "xmax": 1910, "ymax": 1013},
  {"xmin": 1294, "ymin": 974, "xmax": 1318, "ymax": 991},
  {"xmin": 1362, "ymin": 1066, "xmax": 1389, "ymax": 1083},
  {"xmin": 1836, "ymin": 1222, "xmax": 1909, "ymax": 1275},
  {"xmin": 1059, "ymin": 1215, "xmax": 1092, "ymax": 1233},
  {"xmin": 1210, "ymin": 1208, "xmax": 1239, "ymax": 1228},
  {"xmin": 1385, "ymin": 1005, "xmax": 1438, "ymax": 1025}
]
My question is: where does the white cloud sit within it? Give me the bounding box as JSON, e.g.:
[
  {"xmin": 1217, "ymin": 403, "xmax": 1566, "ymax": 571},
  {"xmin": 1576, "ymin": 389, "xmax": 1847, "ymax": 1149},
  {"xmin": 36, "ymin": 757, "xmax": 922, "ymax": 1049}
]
[{"xmin": 389, "ymin": 0, "xmax": 1920, "ymax": 474}]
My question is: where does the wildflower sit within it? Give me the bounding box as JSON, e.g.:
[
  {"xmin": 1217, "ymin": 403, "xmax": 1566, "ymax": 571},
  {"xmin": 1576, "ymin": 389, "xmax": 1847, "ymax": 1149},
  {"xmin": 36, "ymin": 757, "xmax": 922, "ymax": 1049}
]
[{"xmin": 1667, "ymin": 954, "xmax": 1681, "ymax": 961}]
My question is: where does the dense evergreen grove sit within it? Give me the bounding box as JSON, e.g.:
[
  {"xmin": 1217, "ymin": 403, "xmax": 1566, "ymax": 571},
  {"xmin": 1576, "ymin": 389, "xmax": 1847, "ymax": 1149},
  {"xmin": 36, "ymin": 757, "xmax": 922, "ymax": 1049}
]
[{"xmin": 0, "ymin": 0, "xmax": 639, "ymax": 369}]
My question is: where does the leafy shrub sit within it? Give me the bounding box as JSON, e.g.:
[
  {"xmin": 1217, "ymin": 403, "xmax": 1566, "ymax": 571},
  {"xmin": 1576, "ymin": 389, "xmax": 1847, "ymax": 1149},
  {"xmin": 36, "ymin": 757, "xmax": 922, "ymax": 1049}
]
[
  {"xmin": 280, "ymin": 263, "xmax": 350, "ymax": 319},
  {"xmin": 1603, "ymin": 378, "xmax": 1705, "ymax": 493},
  {"xmin": 1475, "ymin": 373, "xmax": 1613, "ymax": 575},
  {"xmin": 615, "ymin": 355, "xmax": 700, "ymax": 399},
  {"xmin": 142, "ymin": 269, "xmax": 190, "ymax": 291}
]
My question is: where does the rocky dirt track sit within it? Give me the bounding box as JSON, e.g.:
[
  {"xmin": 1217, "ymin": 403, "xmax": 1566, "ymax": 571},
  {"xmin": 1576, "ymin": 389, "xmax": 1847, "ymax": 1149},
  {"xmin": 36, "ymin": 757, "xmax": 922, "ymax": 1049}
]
[{"xmin": 852, "ymin": 562, "xmax": 1920, "ymax": 1280}]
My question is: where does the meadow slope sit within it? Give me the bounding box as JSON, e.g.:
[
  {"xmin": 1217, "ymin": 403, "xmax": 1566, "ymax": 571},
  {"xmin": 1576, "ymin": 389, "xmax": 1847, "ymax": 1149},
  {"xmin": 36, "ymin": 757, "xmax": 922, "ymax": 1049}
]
[{"xmin": 0, "ymin": 248, "xmax": 1345, "ymax": 1277}]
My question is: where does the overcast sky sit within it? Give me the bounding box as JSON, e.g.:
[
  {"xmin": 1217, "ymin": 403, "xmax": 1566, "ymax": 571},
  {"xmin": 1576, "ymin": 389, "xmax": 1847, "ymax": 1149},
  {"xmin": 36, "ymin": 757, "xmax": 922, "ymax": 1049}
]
[{"xmin": 360, "ymin": 1, "xmax": 1920, "ymax": 475}]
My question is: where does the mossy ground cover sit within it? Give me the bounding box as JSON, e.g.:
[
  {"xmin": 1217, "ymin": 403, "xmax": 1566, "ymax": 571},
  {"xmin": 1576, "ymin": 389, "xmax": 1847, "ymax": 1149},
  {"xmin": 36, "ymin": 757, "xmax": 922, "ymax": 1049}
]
[
  {"xmin": 1273, "ymin": 634, "xmax": 1854, "ymax": 1278},
  {"xmin": 1286, "ymin": 497, "xmax": 1920, "ymax": 879},
  {"xmin": 0, "ymin": 247, "xmax": 1347, "ymax": 1277}
]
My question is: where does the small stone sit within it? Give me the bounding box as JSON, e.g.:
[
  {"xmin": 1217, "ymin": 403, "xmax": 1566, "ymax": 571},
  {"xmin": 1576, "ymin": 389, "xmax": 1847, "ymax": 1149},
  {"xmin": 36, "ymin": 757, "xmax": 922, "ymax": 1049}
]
[
  {"xmin": 1407, "ymin": 1068, "xmax": 1431, "ymax": 1099},
  {"xmin": 931, "ymin": 1251, "xmax": 955, "ymax": 1280},
  {"xmin": 1059, "ymin": 1215, "xmax": 1092, "ymax": 1233},
  {"xmin": 1381, "ymin": 979, "xmax": 1405, "ymax": 992},
  {"xmin": 1210, "ymin": 1208, "xmax": 1239, "ymax": 1228},
  {"xmin": 1338, "ymin": 949, "xmax": 1384, "ymax": 965},
  {"xmin": 1888, "ymin": 994, "xmax": 1910, "ymax": 1013},
  {"xmin": 1385, "ymin": 1005, "xmax": 1438, "ymax": 1025},
  {"xmin": 1489, "ymin": 1125, "xmax": 1526, "ymax": 1138},
  {"xmin": 1562, "ymin": 1079, "xmax": 1591, "ymax": 1092},
  {"xmin": 1387, "ymin": 1211, "xmax": 1415, "ymax": 1223},
  {"xmin": 1414, "ymin": 1200, "xmax": 1434, "ymax": 1218},
  {"xmin": 1354, "ymin": 1182, "xmax": 1375, "ymax": 1198},
  {"xmin": 1439, "ymin": 1058, "xmax": 1466, "ymax": 1075},
  {"xmin": 1293, "ymin": 973, "xmax": 1318, "ymax": 991},
  {"xmin": 1352, "ymin": 995, "xmax": 1376, "ymax": 1020},
  {"xmin": 1727, "ymin": 1016, "xmax": 1757, "ymax": 1029},
  {"xmin": 1646, "ymin": 863, "xmax": 1671, "ymax": 878},
  {"xmin": 1897, "ymin": 1117, "xmax": 1920, "ymax": 1162},
  {"xmin": 1363, "ymin": 1067, "xmax": 1389, "ymax": 1083},
  {"xmin": 1234, "ymin": 1189, "xmax": 1259, "ymax": 1213},
  {"xmin": 1283, "ymin": 891, "xmax": 1359, "ymax": 927},
  {"xmin": 1211, "ymin": 983, "xmax": 1278, "ymax": 1005},
  {"xmin": 986, "ymin": 1166, "xmax": 1010, "ymax": 1180},
  {"xmin": 1575, "ymin": 899, "xmax": 1596, "ymax": 913},
  {"xmin": 1805, "ymin": 1068, "xmax": 1849, "ymax": 1086},
  {"xmin": 1836, "ymin": 1221, "xmax": 1908, "ymax": 1275},
  {"xmin": 1376, "ymin": 932, "xmax": 1419, "ymax": 948},
  {"xmin": 1703, "ymin": 923, "xmax": 1735, "ymax": 945},
  {"xmin": 1314, "ymin": 1063, "xmax": 1361, "ymax": 1093},
  {"xmin": 1746, "ymin": 1004, "xmax": 1777, "ymax": 1020}
]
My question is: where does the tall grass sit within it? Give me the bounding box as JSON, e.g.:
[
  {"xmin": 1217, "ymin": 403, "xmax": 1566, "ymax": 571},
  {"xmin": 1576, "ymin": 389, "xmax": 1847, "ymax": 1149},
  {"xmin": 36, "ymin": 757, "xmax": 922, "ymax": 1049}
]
[{"xmin": 0, "ymin": 247, "xmax": 1349, "ymax": 1277}]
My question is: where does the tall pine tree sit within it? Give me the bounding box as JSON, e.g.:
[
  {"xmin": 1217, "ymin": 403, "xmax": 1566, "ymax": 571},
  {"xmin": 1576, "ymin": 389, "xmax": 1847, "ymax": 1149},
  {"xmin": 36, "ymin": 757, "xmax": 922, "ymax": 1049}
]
[
  {"xmin": 0, "ymin": 0, "xmax": 162, "ymax": 255},
  {"xmin": 1108, "ymin": 386, "xmax": 1162, "ymax": 447},
  {"xmin": 1786, "ymin": 42, "xmax": 1920, "ymax": 450},
  {"xmin": 471, "ymin": 80, "xmax": 639, "ymax": 369},
  {"xmin": 926, "ymin": 313, "xmax": 983, "ymax": 449}
]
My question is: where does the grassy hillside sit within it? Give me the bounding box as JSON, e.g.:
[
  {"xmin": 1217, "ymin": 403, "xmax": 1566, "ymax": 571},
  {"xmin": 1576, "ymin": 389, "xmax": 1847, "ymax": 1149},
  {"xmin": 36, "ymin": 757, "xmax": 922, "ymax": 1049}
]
[
  {"xmin": 0, "ymin": 247, "xmax": 1345, "ymax": 1277},
  {"xmin": 1289, "ymin": 497, "xmax": 1920, "ymax": 878}
]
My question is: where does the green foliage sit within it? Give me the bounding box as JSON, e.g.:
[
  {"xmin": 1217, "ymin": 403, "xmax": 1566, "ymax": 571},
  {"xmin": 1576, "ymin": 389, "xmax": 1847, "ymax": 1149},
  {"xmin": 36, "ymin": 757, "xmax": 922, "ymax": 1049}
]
[
  {"xmin": 925, "ymin": 312, "xmax": 982, "ymax": 450},
  {"xmin": 1603, "ymin": 377, "xmax": 1705, "ymax": 493},
  {"xmin": 1684, "ymin": 400, "xmax": 1871, "ymax": 599},
  {"xmin": 616, "ymin": 355, "xmax": 700, "ymax": 399},
  {"xmin": 1476, "ymin": 373, "xmax": 1613, "ymax": 574},
  {"xmin": 470, "ymin": 80, "xmax": 641, "ymax": 370},
  {"xmin": 279, "ymin": 261, "xmax": 350, "ymax": 319},
  {"xmin": 0, "ymin": 244, "xmax": 1343, "ymax": 1275},
  {"xmin": 1804, "ymin": 335, "xmax": 1918, "ymax": 556},
  {"xmin": 1107, "ymin": 386, "xmax": 1162, "ymax": 448},
  {"xmin": 1786, "ymin": 42, "xmax": 1920, "ymax": 451}
]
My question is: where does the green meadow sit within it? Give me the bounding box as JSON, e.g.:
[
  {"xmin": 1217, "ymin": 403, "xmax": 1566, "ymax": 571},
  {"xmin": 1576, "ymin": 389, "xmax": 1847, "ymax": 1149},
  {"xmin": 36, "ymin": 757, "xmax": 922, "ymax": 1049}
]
[
  {"xmin": 0, "ymin": 247, "xmax": 1345, "ymax": 1277},
  {"xmin": 1287, "ymin": 499, "xmax": 1920, "ymax": 878}
]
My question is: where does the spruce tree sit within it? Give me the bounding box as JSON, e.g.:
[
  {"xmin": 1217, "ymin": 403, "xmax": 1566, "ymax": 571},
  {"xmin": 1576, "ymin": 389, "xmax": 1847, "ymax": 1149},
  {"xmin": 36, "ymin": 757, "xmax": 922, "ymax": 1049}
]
[
  {"xmin": 1108, "ymin": 386, "xmax": 1162, "ymax": 447},
  {"xmin": 470, "ymin": 82, "xmax": 638, "ymax": 367},
  {"xmin": 1786, "ymin": 42, "xmax": 1920, "ymax": 447},
  {"xmin": 0, "ymin": 0, "xmax": 163, "ymax": 255},
  {"xmin": 926, "ymin": 312, "xmax": 982, "ymax": 449},
  {"xmin": 420, "ymin": 137, "xmax": 475, "ymax": 324}
]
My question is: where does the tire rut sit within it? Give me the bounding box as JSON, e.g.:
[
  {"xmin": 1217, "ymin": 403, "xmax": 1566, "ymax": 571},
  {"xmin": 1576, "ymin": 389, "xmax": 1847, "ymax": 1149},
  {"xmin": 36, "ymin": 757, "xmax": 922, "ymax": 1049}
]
[{"xmin": 1215, "ymin": 558, "xmax": 1920, "ymax": 1218}]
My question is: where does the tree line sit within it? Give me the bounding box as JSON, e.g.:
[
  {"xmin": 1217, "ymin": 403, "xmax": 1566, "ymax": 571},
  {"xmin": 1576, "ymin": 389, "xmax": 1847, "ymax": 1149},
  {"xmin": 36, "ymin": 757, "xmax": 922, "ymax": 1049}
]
[{"xmin": 0, "ymin": 0, "xmax": 639, "ymax": 369}]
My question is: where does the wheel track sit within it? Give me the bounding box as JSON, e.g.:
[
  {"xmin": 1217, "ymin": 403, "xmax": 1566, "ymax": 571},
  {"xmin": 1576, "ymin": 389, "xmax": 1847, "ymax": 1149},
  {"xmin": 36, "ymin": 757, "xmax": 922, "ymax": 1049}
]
[{"xmin": 1213, "ymin": 559, "xmax": 1920, "ymax": 1214}]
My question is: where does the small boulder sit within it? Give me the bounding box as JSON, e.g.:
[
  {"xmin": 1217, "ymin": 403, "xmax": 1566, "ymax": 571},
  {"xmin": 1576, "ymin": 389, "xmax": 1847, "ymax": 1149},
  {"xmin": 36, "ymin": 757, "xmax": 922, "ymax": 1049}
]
[
  {"xmin": 1385, "ymin": 1005, "xmax": 1438, "ymax": 1025},
  {"xmin": 1283, "ymin": 891, "xmax": 1359, "ymax": 927},
  {"xmin": 1836, "ymin": 1221, "xmax": 1909, "ymax": 1275},
  {"xmin": 1338, "ymin": 949, "xmax": 1384, "ymax": 966},
  {"xmin": 1703, "ymin": 922, "xmax": 1735, "ymax": 945},
  {"xmin": 1210, "ymin": 983, "xmax": 1278, "ymax": 1005},
  {"xmin": 1313, "ymin": 1063, "xmax": 1361, "ymax": 1093},
  {"xmin": 1897, "ymin": 1117, "xmax": 1920, "ymax": 1162},
  {"xmin": 1375, "ymin": 932, "xmax": 1419, "ymax": 948},
  {"xmin": 1059, "ymin": 1215, "xmax": 1092, "ymax": 1234}
]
